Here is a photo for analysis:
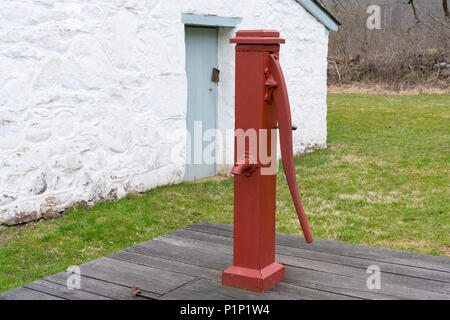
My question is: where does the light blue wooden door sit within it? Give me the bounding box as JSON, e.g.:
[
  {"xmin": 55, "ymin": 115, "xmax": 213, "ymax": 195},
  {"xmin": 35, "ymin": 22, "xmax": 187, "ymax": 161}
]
[{"xmin": 185, "ymin": 27, "xmax": 218, "ymax": 181}]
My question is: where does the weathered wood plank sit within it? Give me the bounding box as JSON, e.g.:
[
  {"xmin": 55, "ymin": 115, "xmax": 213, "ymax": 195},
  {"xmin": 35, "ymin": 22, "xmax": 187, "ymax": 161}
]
[
  {"xmin": 76, "ymin": 257, "xmax": 195, "ymax": 295},
  {"xmin": 108, "ymin": 250, "xmax": 223, "ymax": 282},
  {"xmin": 278, "ymin": 244, "xmax": 450, "ymax": 284},
  {"xmin": 126, "ymin": 238, "xmax": 232, "ymax": 270},
  {"xmin": 131, "ymin": 236, "xmax": 391, "ymax": 300},
  {"xmin": 269, "ymin": 282, "xmax": 362, "ymax": 300},
  {"xmin": 281, "ymin": 274, "xmax": 399, "ymax": 300},
  {"xmin": 283, "ymin": 265, "xmax": 450, "ymax": 300},
  {"xmin": 0, "ymin": 286, "xmax": 63, "ymax": 300},
  {"xmin": 275, "ymin": 233, "xmax": 450, "ymax": 273},
  {"xmin": 279, "ymin": 253, "xmax": 450, "ymax": 294},
  {"xmin": 113, "ymin": 245, "xmax": 366, "ymax": 299},
  {"xmin": 161, "ymin": 278, "xmax": 293, "ymax": 300},
  {"xmin": 45, "ymin": 271, "xmax": 153, "ymax": 300},
  {"xmin": 169, "ymin": 227, "xmax": 450, "ymax": 290},
  {"xmin": 25, "ymin": 279, "xmax": 111, "ymax": 300},
  {"xmin": 116, "ymin": 245, "xmax": 365, "ymax": 300},
  {"xmin": 187, "ymin": 222, "xmax": 450, "ymax": 274},
  {"xmin": 153, "ymin": 231, "xmax": 450, "ymax": 299},
  {"xmin": 2, "ymin": 222, "xmax": 448, "ymax": 300}
]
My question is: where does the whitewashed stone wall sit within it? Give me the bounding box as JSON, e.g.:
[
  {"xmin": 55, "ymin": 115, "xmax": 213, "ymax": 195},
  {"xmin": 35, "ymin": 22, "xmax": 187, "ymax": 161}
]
[{"xmin": 0, "ymin": 0, "xmax": 329, "ymax": 225}]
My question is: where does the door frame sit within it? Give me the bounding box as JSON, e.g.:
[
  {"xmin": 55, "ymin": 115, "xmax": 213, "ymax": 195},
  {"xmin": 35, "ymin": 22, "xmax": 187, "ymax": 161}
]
[
  {"xmin": 182, "ymin": 14, "xmax": 241, "ymax": 181},
  {"xmin": 182, "ymin": 13, "xmax": 242, "ymax": 28}
]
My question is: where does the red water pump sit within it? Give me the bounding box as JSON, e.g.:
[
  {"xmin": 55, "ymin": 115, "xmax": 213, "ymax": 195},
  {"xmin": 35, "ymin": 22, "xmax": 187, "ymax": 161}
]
[{"xmin": 222, "ymin": 30, "xmax": 313, "ymax": 292}]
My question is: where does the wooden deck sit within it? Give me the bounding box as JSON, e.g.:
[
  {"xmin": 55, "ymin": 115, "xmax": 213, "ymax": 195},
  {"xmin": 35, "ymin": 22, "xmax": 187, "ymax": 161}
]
[{"xmin": 1, "ymin": 222, "xmax": 449, "ymax": 300}]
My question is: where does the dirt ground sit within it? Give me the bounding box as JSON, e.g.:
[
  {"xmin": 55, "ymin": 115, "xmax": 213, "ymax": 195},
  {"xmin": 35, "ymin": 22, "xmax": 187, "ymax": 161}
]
[{"xmin": 328, "ymin": 84, "xmax": 450, "ymax": 95}]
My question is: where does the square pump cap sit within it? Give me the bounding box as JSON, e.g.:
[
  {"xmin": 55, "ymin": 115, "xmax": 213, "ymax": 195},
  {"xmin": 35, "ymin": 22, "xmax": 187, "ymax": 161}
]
[{"xmin": 230, "ymin": 30, "xmax": 286, "ymax": 44}]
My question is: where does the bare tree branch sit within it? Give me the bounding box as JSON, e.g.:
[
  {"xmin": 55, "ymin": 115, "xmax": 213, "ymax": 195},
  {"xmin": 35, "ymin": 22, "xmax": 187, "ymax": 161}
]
[
  {"xmin": 443, "ymin": 0, "xmax": 449, "ymax": 18},
  {"xmin": 408, "ymin": 0, "xmax": 421, "ymax": 23},
  {"xmin": 429, "ymin": 14, "xmax": 450, "ymax": 29}
]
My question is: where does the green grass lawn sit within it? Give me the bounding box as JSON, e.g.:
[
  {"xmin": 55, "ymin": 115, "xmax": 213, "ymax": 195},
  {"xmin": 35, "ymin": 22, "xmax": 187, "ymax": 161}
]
[{"xmin": 0, "ymin": 94, "xmax": 449, "ymax": 293}]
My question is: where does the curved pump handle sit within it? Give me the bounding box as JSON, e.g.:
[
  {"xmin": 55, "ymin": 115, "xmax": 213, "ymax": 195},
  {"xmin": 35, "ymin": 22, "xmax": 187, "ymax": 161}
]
[{"xmin": 269, "ymin": 54, "xmax": 313, "ymax": 243}]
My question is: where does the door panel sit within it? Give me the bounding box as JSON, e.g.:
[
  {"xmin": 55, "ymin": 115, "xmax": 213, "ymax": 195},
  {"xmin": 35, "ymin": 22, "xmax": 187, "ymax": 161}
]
[{"xmin": 185, "ymin": 27, "xmax": 218, "ymax": 181}]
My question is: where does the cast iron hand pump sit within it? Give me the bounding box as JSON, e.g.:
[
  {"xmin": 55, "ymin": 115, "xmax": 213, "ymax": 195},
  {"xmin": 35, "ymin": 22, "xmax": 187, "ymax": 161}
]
[{"xmin": 223, "ymin": 30, "xmax": 312, "ymax": 292}]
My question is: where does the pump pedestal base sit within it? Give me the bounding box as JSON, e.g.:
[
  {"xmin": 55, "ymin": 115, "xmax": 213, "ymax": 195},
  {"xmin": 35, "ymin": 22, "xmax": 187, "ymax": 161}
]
[{"xmin": 222, "ymin": 262, "xmax": 285, "ymax": 292}]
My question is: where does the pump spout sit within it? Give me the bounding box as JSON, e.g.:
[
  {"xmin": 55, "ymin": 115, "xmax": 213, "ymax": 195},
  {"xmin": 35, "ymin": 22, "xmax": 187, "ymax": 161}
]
[
  {"xmin": 231, "ymin": 155, "xmax": 258, "ymax": 177},
  {"xmin": 269, "ymin": 53, "xmax": 313, "ymax": 243}
]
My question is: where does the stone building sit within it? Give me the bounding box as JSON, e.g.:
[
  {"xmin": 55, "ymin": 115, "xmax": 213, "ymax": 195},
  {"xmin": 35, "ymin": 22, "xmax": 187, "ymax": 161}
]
[{"xmin": 0, "ymin": 0, "xmax": 339, "ymax": 226}]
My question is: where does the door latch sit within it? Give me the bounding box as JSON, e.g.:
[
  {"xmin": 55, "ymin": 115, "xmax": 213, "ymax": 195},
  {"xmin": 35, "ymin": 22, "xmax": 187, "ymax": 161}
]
[{"xmin": 211, "ymin": 68, "xmax": 220, "ymax": 83}]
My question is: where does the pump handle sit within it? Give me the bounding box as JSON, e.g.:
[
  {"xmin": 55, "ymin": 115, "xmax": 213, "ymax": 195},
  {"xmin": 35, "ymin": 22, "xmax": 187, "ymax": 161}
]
[{"xmin": 269, "ymin": 54, "xmax": 313, "ymax": 243}]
